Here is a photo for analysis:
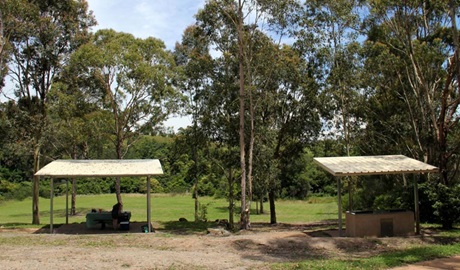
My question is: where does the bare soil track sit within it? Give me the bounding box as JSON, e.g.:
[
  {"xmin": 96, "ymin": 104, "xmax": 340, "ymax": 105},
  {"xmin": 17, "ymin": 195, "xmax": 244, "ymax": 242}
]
[{"xmin": 0, "ymin": 222, "xmax": 458, "ymax": 270}]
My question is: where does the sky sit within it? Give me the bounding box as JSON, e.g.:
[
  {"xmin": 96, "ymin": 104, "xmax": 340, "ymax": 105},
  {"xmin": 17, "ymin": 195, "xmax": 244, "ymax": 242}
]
[
  {"xmin": 86, "ymin": 0, "xmax": 207, "ymax": 131},
  {"xmin": 87, "ymin": 0, "xmax": 205, "ymax": 49}
]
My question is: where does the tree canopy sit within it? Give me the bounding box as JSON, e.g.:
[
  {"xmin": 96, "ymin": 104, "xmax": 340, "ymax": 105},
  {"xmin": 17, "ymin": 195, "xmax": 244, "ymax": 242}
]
[{"xmin": 0, "ymin": 0, "xmax": 458, "ymax": 229}]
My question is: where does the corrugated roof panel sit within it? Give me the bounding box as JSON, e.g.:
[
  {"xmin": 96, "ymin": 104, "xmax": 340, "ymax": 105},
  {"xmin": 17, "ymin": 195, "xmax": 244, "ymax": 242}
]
[
  {"xmin": 35, "ymin": 159, "xmax": 163, "ymax": 178},
  {"xmin": 313, "ymin": 155, "xmax": 438, "ymax": 176}
]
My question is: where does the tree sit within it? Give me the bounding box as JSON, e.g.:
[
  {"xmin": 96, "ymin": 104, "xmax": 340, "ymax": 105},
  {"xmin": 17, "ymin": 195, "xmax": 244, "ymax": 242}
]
[
  {"xmin": 0, "ymin": 7, "xmax": 6, "ymax": 89},
  {"xmin": 192, "ymin": 0, "xmax": 248, "ymax": 228},
  {"xmin": 297, "ymin": 0, "xmax": 364, "ymax": 211},
  {"xmin": 175, "ymin": 25, "xmax": 214, "ymax": 221},
  {"xmin": 362, "ymin": 0, "xmax": 460, "ymax": 228},
  {"xmin": 197, "ymin": 0, "xmax": 252, "ymax": 229},
  {"xmin": 47, "ymin": 72, "xmax": 112, "ymax": 214},
  {"xmin": 70, "ymin": 29, "xmax": 180, "ymax": 203},
  {"xmin": 2, "ymin": 0, "xmax": 95, "ymax": 224},
  {"xmin": 268, "ymin": 44, "xmax": 322, "ymax": 222},
  {"xmin": 190, "ymin": 0, "xmax": 324, "ymax": 227}
]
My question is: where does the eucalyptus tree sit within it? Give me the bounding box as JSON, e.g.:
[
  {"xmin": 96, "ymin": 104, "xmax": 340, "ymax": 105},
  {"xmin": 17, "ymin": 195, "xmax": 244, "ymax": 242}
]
[
  {"xmin": 193, "ymin": 0, "xmax": 273, "ymax": 228},
  {"xmin": 362, "ymin": 0, "xmax": 460, "ymax": 228},
  {"xmin": 264, "ymin": 44, "xmax": 322, "ymax": 223},
  {"xmin": 176, "ymin": 19, "xmax": 254, "ymax": 227},
  {"xmin": 47, "ymin": 67, "xmax": 113, "ymax": 214},
  {"xmin": 70, "ymin": 29, "xmax": 180, "ymax": 203},
  {"xmin": 1, "ymin": 0, "xmax": 95, "ymax": 224},
  {"xmin": 0, "ymin": 7, "xmax": 6, "ymax": 89},
  {"xmin": 210, "ymin": 144, "xmax": 241, "ymax": 229},
  {"xmin": 175, "ymin": 25, "xmax": 214, "ymax": 221},
  {"xmin": 190, "ymin": 0, "xmax": 323, "ymax": 226},
  {"xmin": 194, "ymin": 0, "xmax": 259, "ymax": 229},
  {"xmin": 296, "ymin": 0, "xmax": 363, "ymax": 151},
  {"xmin": 290, "ymin": 0, "xmax": 365, "ymax": 210}
]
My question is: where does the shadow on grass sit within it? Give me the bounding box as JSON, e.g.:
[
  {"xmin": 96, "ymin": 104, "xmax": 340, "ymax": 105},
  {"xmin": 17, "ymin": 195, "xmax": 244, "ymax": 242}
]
[
  {"xmin": 0, "ymin": 223, "xmax": 54, "ymax": 234},
  {"xmin": 27, "ymin": 220, "xmax": 217, "ymax": 235},
  {"xmin": 8, "ymin": 207, "xmax": 93, "ymax": 219},
  {"xmin": 39, "ymin": 207, "xmax": 93, "ymax": 217},
  {"xmin": 214, "ymin": 206, "xmax": 233, "ymax": 214},
  {"xmin": 158, "ymin": 220, "xmax": 213, "ymax": 235},
  {"xmin": 214, "ymin": 206, "xmax": 280, "ymax": 216},
  {"xmin": 236, "ymin": 229, "xmax": 336, "ymax": 262},
  {"xmin": 32, "ymin": 221, "xmax": 150, "ymax": 235},
  {"xmin": 0, "ymin": 222, "xmax": 31, "ymax": 229}
]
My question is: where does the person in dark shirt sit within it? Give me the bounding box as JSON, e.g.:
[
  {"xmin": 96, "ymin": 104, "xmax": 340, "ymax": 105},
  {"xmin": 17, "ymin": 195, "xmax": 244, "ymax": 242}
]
[{"xmin": 111, "ymin": 202, "xmax": 123, "ymax": 230}]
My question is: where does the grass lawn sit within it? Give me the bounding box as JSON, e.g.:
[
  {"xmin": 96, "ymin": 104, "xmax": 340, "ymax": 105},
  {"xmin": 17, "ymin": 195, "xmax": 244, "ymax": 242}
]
[
  {"xmin": 272, "ymin": 242, "xmax": 460, "ymax": 270},
  {"xmin": 1, "ymin": 193, "xmax": 460, "ymax": 270},
  {"xmin": 0, "ymin": 193, "xmax": 338, "ymax": 227}
]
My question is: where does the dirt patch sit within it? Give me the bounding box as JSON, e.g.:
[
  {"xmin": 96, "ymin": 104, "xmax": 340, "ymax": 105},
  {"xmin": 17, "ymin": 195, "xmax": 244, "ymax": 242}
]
[{"xmin": 0, "ymin": 222, "xmax": 457, "ymax": 270}]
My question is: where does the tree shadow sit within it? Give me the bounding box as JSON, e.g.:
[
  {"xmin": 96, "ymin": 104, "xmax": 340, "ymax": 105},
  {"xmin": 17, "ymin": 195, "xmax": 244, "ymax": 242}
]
[
  {"xmin": 158, "ymin": 220, "xmax": 215, "ymax": 235},
  {"xmin": 232, "ymin": 231, "xmax": 330, "ymax": 263},
  {"xmin": 36, "ymin": 207, "xmax": 93, "ymax": 218},
  {"xmin": 32, "ymin": 221, "xmax": 154, "ymax": 234},
  {"xmin": 229, "ymin": 223, "xmax": 460, "ymax": 264}
]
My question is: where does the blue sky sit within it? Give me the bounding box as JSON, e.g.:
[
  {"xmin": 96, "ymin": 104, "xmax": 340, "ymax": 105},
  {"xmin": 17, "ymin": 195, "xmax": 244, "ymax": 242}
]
[
  {"xmin": 86, "ymin": 0, "xmax": 207, "ymax": 131},
  {"xmin": 87, "ymin": 0, "xmax": 206, "ymax": 50}
]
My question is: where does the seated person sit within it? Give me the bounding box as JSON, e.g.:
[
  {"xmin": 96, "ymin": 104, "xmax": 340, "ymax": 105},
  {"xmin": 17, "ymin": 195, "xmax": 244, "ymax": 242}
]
[{"xmin": 111, "ymin": 202, "xmax": 123, "ymax": 229}]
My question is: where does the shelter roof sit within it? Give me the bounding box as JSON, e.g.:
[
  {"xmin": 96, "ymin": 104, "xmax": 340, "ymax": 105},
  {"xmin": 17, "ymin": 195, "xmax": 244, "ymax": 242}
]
[
  {"xmin": 35, "ymin": 159, "xmax": 163, "ymax": 178},
  {"xmin": 313, "ymin": 155, "xmax": 438, "ymax": 177}
]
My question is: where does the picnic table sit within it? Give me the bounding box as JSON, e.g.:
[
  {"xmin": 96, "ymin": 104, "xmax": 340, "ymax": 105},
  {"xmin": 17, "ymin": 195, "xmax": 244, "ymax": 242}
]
[{"xmin": 85, "ymin": 211, "xmax": 131, "ymax": 229}]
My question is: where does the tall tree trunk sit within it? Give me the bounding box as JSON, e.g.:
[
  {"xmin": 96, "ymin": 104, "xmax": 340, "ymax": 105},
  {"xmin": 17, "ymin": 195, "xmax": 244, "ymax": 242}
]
[
  {"xmin": 115, "ymin": 137, "xmax": 123, "ymax": 204},
  {"xmin": 193, "ymin": 120, "xmax": 199, "ymax": 222},
  {"xmin": 246, "ymin": 77, "xmax": 255, "ymax": 229},
  {"xmin": 259, "ymin": 196, "xmax": 264, "ymax": 214},
  {"xmin": 32, "ymin": 144, "xmax": 40, "ymax": 225},
  {"xmin": 115, "ymin": 179, "xmax": 122, "ymax": 203},
  {"xmin": 228, "ymin": 167, "xmax": 234, "ymax": 230},
  {"xmin": 269, "ymin": 189, "xmax": 276, "ymax": 224},
  {"xmin": 71, "ymin": 152, "xmax": 77, "ymax": 215},
  {"xmin": 0, "ymin": 8, "xmax": 4, "ymax": 66},
  {"xmin": 194, "ymin": 185, "xmax": 199, "ymax": 221},
  {"xmin": 237, "ymin": 0, "xmax": 249, "ymax": 230},
  {"xmin": 71, "ymin": 178, "xmax": 76, "ymax": 215}
]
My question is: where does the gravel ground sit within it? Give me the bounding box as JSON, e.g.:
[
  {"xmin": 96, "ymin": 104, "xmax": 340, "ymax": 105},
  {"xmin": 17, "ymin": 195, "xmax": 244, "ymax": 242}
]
[{"xmin": 0, "ymin": 222, "xmax": 457, "ymax": 270}]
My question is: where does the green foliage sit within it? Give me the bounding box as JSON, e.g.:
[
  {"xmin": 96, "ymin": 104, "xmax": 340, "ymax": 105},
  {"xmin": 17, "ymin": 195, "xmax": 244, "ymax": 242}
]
[
  {"xmin": 279, "ymin": 147, "xmax": 312, "ymax": 199},
  {"xmin": 0, "ymin": 180, "xmax": 31, "ymax": 201},
  {"xmin": 424, "ymin": 180, "xmax": 460, "ymax": 229},
  {"xmin": 360, "ymin": 0, "xmax": 460, "ymax": 229},
  {"xmin": 197, "ymin": 175, "xmax": 218, "ymax": 197},
  {"xmin": 197, "ymin": 201, "xmax": 211, "ymax": 222},
  {"xmin": 339, "ymin": 174, "xmax": 414, "ymax": 213},
  {"xmin": 0, "ymin": 167, "xmax": 25, "ymax": 183}
]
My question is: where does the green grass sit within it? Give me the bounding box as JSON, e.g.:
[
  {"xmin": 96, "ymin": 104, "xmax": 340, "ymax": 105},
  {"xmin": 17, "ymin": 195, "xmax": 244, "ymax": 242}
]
[
  {"xmin": 271, "ymin": 197, "xmax": 337, "ymax": 223},
  {"xmin": 0, "ymin": 193, "xmax": 338, "ymax": 227},
  {"xmin": 272, "ymin": 244, "xmax": 460, "ymax": 270},
  {"xmin": 2, "ymin": 194, "xmax": 460, "ymax": 270}
]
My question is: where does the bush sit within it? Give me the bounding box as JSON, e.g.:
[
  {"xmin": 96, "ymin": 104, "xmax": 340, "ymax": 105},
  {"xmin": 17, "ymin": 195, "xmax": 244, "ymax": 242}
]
[
  {"xmin": 12, "ymin": 182, "xmax": 32, "ymax": 200},
  {"xmin": 76, "ymin": 178, "xmax": 113, "ymax": 194},
  {"xmin": 424, "ymin": 181, "xmax": 460, "ymax": 229},
  {"xmin": 138, "ymin": 178, "xmax": 164, "ymax": 193},
  {"xmin": 0, "ymin": 180, "xmax": 32, "ymax": 201}
]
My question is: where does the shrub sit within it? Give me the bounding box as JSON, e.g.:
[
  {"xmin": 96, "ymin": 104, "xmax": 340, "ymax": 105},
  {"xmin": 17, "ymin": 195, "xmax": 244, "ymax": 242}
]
[{"xmin": 425, "ymin": 181, "xmax": 460, "ymax": 229}]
